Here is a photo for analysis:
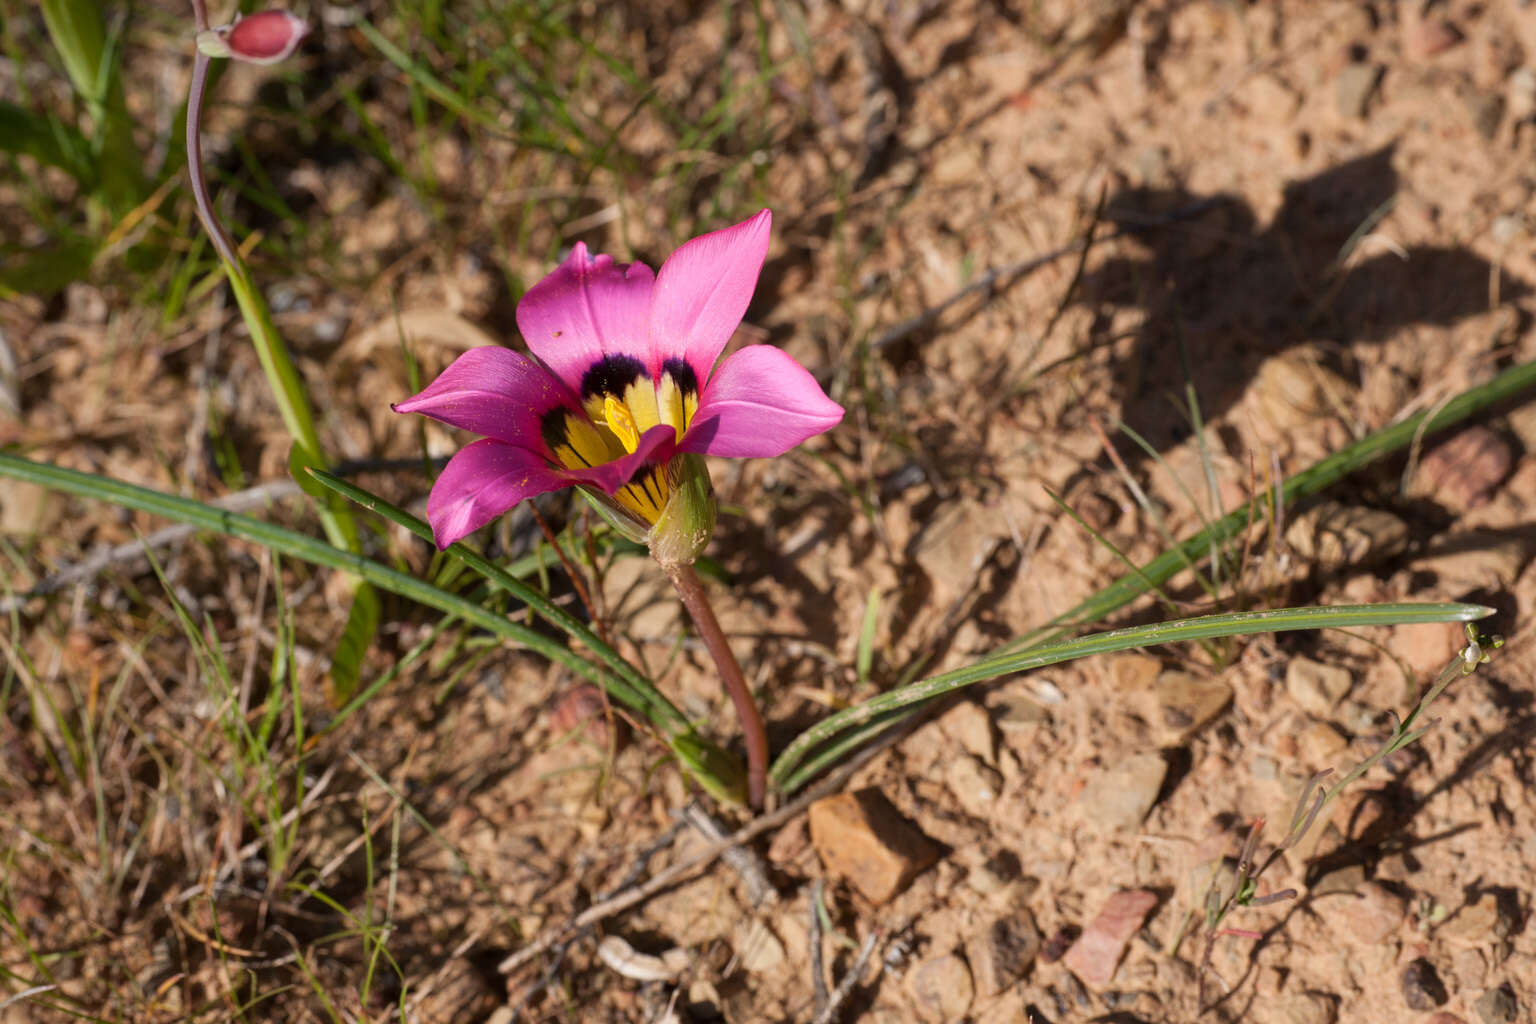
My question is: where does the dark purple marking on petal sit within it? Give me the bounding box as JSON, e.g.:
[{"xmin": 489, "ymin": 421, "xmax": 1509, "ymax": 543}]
[
  {"xmin": 580, "ymin": 353, "xmax": 649, "ymax": 400},
  {"xmin": 660, "ymin": 357, "xmax": 699, "ymax": 399}
]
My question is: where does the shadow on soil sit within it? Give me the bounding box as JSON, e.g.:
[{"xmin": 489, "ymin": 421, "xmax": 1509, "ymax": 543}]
[{"xmin": 1076, "ymin": 144, "xmax": 1531, "ymax": 457}]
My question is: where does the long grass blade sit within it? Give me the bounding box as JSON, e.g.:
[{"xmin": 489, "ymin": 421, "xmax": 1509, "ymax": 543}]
[
  {"xmin": 770, "ymin": 602, "xmax": 1491, "ymax": 792},
  {"xmin": 0, "ymin": 453, "xmax": 687, "ymax": 738},
  {"xmin": 998, "ymin": 356, "xmax": 1536, "ymax": 654}
]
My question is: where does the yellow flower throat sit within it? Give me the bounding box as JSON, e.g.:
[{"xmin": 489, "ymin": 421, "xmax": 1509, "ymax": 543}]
[{"xmin": 541, "ymin": 356, "xmax": 700, "ymax": 524}]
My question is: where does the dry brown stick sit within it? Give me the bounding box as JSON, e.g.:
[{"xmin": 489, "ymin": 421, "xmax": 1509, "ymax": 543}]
[
  {"xmin": 678, "ymin": 801, "xmax": 775, "ymax": 906},
  {"xmin": 808, "ymin": 880, "xmax": 829, "ymax": 1017},
  {"xmin": 809, "ymin": 930, "xmax": 882, "ymax": 1024},
  {"xmin": 497, "ymin": 736, "xmax": 891, "ymax": 975}
]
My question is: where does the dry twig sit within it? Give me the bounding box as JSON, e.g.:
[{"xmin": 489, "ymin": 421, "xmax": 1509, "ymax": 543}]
[
  {"xmin": 809, "ymin": 930, "xmax": 882, "ymax": 1024},
  {"xmin": 678, "ymin": 800, "xmax": 776, "ymax": 906}
]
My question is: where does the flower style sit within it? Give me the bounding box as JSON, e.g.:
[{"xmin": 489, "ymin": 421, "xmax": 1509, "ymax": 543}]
[{"xmin": 395, "ymin": 210, "xmax": 843, "ymax": 552}]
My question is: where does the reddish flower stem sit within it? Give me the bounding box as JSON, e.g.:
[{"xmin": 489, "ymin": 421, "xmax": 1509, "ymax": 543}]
[
  {"xmin": 185, "ymin": 50, "xmax": 241, "ymax": 270},
  {"xmin": 664, "ymin": 563, "xmax": 767, "ymax": 809}
]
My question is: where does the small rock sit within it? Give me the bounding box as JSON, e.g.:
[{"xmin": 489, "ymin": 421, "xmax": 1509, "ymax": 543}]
[
  {"xmin": 1041, "ymin": 926, "xmax": 1077, "ymax": 964},
  {"xmin": 1298, "ymin": 721, "xmax": 1349, "ymax": 766},
  {"xmin": 965, "ymin": 859, "xmax": 1011, "ymax": 897},
  {"xmin": 1403, "ymin": 16, "xmax": 1463, "ymax": 60},
  {"xmin": 1077, "ymin": 752, "xmax": 1167, "ymax": 832},
  {"xmin": 1338, "ymin": 882, "xmax": 1405, "ymax": 944},
  {"xmin": 1467, "ymin": 92, "xmax": 1506, "ymax": 141},
  {"xmin": 1282, "ymin": 991, "xmax": 1338, "ymax": 1024},
  {"xmin": 947, "ymin": 754, "xmax": 1005, "ymax": 818},
  {"xmin": 0, "ymin": 479, "xmax": 51, "ymax": 536},
  {"xmin": 1509, "ymin": 67, "xmax": 1536, "ymax": 122},
  {"xmin": 1443, "ymin": 892, "xmax": 1513, "ymax": 945},
  {"xmin": 1413, "ymin": 426, "xmax": 1514, "ymax": 512},
  {"xmin": 1428, "ymin": 1015, "xmax": 1468, "ymax": 1024},
  {"xmin": 1062, "ymin": 889, "xmax": 1158, "ymax": 989},
  {"xmin": 548, "ymin": 685, "xmax": 625, "ymax": 749},
  {"xmin": 939, "ymin": 701, "xmax": 996, "ymax": 764},
  {"xmin": 1251, "ymin": 351, "xmax": 1355, "ymax": 433},
  {"xmin": 1336, "ymin": 62, "xmax": 1382, "ymax": 119},
  {"xmin": 1492, "ymin": 214, "xmax": 1524, "ymax": 246},
  {"xmin": 1133, "ymin": 145, "xmax": 1173, "ymax": 187},
  {"xmin": 735, "ymin": 919, "xmax": 785, "ymax": 973},
  {"xmin": 1107, "ymin": 653, "xmax": 1161, "ymax": 693},
  {"xmin": 1475, "ymin": 984, "xmax": 1518, "ymax": 1024},
  {"xmin": 994, "ymin": 693, "xmax": 1049, "ymax": 731},
  {"xmin": 767, "ymin": 817, "xmax": 810, "ymax": 865},
  {"xmin": 1453, "ymin": 947, "xmax": 1488, "ymax": 990},
  {"xmin": 1416, "ymin": 530, "xmax": 1531, "ymax": 591},
  {"xmin": 645, "ymin": 877, "xmax": 742, "ymax": 945},
  {"xmin": 913, "ymin": 499, "xmax": 1006, "ymax": 606},
  {"xmin": 1286, "ymin": 658, "xmax": 1353, "ymax": 716},
  {"xmin": 808, "ymin": 789, "xmax": 940, "ymax": 904},
  {"xmin": 966, "ymin": 910, "xmax": 1043, "ymax": 995},
  {"xmin": 1152, "ymin": 671, "xmax": 1232, "ymax": 746},
  {"xmin": 907, "ymin": 953, "xmax": 974, "ymax": 1022},
  {"xmin": 1284, "ymin": 501, "xmax": 1407, "ymax": 572},
  {"xmin": 1311, "ymin": 863, "xmax": 1367, "ymax": 897},
  {"xmin": 1395, "ymin": 619, "xmax": 1466, "ymax": 678},
  {"xmin": 65, "ymin": 281, "xmax": 108, "ymax": 323},
  {"xmin": 1402, "ymin": 958, "xmax": 1449, "ymax": 1010}
]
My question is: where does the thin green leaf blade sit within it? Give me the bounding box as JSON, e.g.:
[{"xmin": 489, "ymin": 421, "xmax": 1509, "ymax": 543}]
[
  {"xmin": 328, "ymin": 581, "xmax": 381, "ymax": 705},
  {"xmin": 771, "ymin": 602, "xmax": 1492, "ymax": 792}
]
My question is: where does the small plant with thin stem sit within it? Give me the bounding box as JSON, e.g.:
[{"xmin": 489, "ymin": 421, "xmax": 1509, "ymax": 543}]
[{"xmin": 1183, "ymin": 623, "xmax": 1503, "ymax": 1010}]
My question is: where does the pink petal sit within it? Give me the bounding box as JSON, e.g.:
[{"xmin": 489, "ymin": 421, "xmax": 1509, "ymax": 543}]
[
  {"xmin": 426, "ymin": 439, "xmax": 568, "ymax": 548},
  {"xmin": 392, "ymin": 346, "xmax": 574, "ymax": 449},
  {"xmin": 678, "ymin": 345, "xmax": 842, "ymax": 458},
  {"xmin": 225, "ymin": 10, "xmax": 309, "ymax": 65},
  {"xmin": 563, "ymin": 423, "xmax": 677, "ymax": 493},
  {"xmin": 517, "ymin": 244, "xmax": 657, "ymax": 392},
  {"xmin": 649, "ymin": 209, "xmax": 771, "ymax": 385}
]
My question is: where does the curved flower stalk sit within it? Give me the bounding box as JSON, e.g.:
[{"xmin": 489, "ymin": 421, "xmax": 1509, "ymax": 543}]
[
  {"xmin": 394, "ymin": 209, "xmax": 843, "ymax": 559},
  {"xmin": 184, "ymin": 2, "xmax": 381, "ymax": 703},
  {"xmin": 396, "ymin": 210, "xmax": 843, "ymax": 807}
]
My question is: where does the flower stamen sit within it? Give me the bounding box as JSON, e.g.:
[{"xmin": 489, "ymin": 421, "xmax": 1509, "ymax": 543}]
[{"xmin": 603, "ymin": 395, "xmax": 640, "ymax": 453}]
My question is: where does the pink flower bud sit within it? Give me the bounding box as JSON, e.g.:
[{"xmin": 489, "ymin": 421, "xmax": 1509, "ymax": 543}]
[{"xmin": 222, "ymin": 10, "xmax": 308, "ymax": 65}]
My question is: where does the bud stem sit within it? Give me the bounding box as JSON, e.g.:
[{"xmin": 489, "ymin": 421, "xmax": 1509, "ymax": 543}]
[
  {"xmin": 664, "ymin": 562, "xmax": 768, "ymax": 809},
  {"xmin": 185, "ymin": 51, "xmax": 241, "ymax": 270}
]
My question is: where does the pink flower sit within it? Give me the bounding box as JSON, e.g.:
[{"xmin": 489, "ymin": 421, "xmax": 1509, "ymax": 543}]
[
  {"xmin": 196, "ymin": 10, "xmax": 308, "ymax": 65},
  {"xmin": 395, "ymin": 210, "xmax": 844, "ymax": 550}
]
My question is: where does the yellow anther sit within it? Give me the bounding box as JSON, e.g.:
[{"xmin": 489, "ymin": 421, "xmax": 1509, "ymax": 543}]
[{"xmin": 603, "ymin": 395, "xmax": 639, "ymax": 453}]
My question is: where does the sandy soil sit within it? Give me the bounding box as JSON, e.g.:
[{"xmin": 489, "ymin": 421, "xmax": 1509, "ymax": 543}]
[{"xmin": 4, "ymin": 0, "xmax": 1536, "ymax": 1021}]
